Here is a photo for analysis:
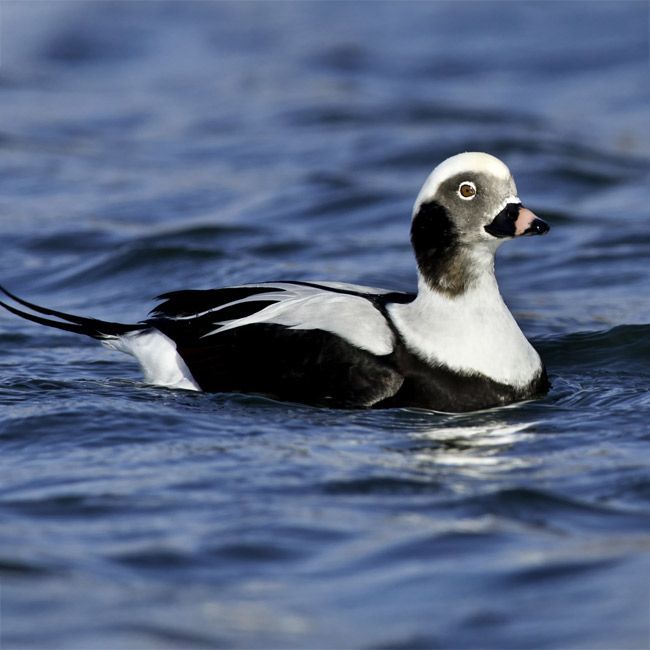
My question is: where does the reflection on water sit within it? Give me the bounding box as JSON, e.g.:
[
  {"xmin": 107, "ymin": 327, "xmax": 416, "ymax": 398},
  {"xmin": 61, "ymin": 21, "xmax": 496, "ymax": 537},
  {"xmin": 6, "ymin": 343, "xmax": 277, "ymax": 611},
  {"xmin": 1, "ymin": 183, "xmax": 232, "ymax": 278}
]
[{"xmin": 412, "ymin": 420, "xmax": 539, "ymax": 472}]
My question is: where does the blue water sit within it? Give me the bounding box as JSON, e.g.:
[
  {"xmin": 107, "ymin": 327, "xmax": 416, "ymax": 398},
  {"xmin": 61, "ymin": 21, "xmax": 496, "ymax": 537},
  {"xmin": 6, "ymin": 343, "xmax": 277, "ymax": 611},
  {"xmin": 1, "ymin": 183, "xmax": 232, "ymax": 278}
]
[{"xmin": 1, "ymin": 2, "xmax": 649, "ymax": 648}]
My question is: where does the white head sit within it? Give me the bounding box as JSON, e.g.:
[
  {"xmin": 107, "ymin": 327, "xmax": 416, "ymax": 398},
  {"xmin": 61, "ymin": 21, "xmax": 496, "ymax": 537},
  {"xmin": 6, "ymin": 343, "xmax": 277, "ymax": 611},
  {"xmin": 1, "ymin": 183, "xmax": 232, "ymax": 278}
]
[
  {"xmin": 414, "ymin": 152, "xmax": 516, "ymax": 216},
  {"xmin": 410, "ymin": 152, "xmax": 549, "ymax": 295}
]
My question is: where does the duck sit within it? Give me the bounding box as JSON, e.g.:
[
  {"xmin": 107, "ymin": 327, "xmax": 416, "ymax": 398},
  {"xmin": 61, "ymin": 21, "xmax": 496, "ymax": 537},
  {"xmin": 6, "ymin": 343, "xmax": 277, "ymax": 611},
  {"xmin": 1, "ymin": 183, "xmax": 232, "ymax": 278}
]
[{"xmin": 0, "ymin": 152, "xmax": 550, "ymax": 412}]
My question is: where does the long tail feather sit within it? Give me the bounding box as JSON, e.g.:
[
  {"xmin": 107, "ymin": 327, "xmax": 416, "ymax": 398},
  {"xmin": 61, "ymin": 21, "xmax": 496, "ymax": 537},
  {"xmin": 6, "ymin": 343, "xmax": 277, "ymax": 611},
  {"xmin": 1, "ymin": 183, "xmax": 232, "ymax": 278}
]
[
  {"xmin": 0, "ymin": 284, "xmax": 97, "ymax": 325},
  {"xmin": 0, "ymin": 299, "xmax": 103, "ymax": 337},
  {"xmin": 0, "ymin": 286, "xmax": 140, "ymax": 339}
]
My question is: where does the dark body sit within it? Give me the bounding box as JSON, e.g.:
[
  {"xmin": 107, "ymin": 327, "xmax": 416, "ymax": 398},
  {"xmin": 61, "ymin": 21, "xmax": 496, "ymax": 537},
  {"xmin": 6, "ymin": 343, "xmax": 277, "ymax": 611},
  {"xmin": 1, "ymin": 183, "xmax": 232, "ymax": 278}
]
[{"xmin": 149, "ymin": 282, "xmax": 549, "ymax": 412}]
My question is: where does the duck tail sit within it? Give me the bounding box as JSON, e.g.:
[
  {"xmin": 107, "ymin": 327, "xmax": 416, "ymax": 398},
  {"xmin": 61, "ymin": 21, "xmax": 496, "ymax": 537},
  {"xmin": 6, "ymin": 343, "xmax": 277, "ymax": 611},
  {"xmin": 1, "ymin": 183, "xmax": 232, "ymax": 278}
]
[{"xmin": 0, "ymin": 285, "xmax": 142, "ymax": 340}]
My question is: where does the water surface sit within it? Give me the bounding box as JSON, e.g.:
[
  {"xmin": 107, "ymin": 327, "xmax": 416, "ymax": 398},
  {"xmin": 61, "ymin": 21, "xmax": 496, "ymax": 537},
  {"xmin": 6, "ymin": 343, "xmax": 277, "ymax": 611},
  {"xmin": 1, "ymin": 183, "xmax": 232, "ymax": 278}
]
[{"xmin": 1, "ymin": 2, "xmax": 649, "ymax": 648}]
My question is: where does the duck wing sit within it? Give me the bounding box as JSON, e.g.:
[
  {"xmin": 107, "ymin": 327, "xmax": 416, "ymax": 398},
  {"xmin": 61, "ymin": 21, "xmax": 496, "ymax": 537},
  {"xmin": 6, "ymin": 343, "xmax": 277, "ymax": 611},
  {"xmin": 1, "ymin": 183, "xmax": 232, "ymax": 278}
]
[{"xmin": 147, "ymin": 281, "xmax": 408, "ymax": 407}]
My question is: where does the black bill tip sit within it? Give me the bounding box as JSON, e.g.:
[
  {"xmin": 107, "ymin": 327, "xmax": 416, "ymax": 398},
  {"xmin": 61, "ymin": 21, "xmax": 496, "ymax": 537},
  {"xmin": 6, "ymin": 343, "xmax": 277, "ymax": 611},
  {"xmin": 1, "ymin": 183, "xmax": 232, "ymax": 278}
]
[{"xmin": 523, "ymin": 217, "xmax": 550, "ymax": 236}]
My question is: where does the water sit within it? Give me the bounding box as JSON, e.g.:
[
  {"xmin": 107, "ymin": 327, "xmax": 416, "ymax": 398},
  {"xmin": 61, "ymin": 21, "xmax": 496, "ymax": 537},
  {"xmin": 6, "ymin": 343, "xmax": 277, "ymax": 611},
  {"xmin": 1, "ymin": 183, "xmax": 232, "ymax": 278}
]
[{"xmin": 1, "ymin": 1, "xmax": 649, "ymax": 648}]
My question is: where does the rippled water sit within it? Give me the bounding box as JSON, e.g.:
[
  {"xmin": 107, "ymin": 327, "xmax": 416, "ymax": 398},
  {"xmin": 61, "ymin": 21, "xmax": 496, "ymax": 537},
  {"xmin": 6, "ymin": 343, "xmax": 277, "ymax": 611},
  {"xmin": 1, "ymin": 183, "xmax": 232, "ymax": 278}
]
[{"xmin": 1, "ymin": 2, "xmax": 649, "ymax": 648}]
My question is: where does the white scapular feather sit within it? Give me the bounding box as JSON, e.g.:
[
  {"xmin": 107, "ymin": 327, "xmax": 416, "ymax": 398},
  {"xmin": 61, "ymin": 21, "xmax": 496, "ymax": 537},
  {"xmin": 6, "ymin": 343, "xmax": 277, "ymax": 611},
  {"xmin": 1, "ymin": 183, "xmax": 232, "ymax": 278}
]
[{"xmin": 202, "ymin": 282, "xmax": 395, "ymax": 357}]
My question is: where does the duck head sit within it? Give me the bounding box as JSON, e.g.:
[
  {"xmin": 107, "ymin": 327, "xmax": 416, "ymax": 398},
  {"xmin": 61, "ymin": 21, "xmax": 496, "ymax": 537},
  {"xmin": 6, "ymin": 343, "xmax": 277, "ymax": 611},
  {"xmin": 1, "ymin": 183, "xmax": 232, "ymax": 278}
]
[{"xmin": 410, "ymin": 152, "xmax": 549, "ymax": 296}]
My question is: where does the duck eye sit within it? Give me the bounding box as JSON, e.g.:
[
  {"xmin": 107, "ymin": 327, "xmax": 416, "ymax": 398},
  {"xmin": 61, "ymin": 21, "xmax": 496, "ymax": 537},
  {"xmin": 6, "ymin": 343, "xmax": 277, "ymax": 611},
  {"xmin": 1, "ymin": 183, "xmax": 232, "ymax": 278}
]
[{"xmin": 458, "ymin": 181, "xmax": 476, "ymax": 200}]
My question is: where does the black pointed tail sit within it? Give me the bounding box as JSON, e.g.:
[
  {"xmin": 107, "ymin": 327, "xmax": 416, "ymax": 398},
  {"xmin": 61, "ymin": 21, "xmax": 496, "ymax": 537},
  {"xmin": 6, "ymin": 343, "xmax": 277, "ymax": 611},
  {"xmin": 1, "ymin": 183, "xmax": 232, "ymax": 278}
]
[{"xmin": 0, "ymin": 285, "xmax": 141, "ymax": 340}]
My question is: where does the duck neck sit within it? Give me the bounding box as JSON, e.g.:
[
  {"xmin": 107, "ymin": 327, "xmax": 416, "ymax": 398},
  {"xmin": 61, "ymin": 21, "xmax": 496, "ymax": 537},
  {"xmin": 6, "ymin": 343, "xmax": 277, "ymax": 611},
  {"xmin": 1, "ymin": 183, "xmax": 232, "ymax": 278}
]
[
  {"xmin": 388, "ymin": 261, "xmax": 542, "ymax": 388},
  {"xmin": 410, "ymin": 200, "xmax": 498, "ymax": 296}
]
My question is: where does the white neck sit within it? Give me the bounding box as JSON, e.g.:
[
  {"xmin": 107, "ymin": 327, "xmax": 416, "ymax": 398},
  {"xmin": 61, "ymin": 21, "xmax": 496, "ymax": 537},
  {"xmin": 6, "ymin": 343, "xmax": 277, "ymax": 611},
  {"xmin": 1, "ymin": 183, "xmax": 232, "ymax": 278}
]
[{"xmin": 388, "ymin": 257, "xmax": 542, "ymax": 387}]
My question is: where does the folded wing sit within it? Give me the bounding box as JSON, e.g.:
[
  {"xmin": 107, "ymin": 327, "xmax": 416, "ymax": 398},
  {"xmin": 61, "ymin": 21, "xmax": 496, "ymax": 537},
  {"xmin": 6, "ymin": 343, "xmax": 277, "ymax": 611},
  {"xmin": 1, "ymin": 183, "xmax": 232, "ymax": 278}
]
[
  {"xmin": 147, "ymin": 281, "xmax": 406, "ymax": 406},
  {"xmin": 150, "ymin": 281, "xmax": 398, "ymax": 356}
]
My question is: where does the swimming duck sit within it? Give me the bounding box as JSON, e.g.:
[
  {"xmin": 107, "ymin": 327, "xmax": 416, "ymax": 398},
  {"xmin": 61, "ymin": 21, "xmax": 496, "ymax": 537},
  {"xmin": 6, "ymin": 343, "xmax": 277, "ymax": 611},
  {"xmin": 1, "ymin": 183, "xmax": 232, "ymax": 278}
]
[{"xmin": 0, "ymin": 152, "xmax": 550, "ymax": 412}]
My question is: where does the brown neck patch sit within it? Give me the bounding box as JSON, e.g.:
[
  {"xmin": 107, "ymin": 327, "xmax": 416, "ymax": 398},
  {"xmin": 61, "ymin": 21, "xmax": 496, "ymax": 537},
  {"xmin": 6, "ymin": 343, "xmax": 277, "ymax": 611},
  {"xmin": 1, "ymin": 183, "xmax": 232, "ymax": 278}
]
[{"xmin": 410, "ymin": 201, "xmax": 478, "ymax": 297}]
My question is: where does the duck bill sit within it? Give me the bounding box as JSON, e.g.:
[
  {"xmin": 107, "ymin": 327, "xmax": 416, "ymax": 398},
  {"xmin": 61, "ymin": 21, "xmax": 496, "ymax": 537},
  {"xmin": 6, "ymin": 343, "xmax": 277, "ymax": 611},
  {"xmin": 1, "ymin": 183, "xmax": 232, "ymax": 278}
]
[
  {"xmin": 485, "ymin": 203, "xmax": 550, "ymax": 238},
  {"xmin": 514, "ymin": 206, "xmax": 550, "ymax": 236}
]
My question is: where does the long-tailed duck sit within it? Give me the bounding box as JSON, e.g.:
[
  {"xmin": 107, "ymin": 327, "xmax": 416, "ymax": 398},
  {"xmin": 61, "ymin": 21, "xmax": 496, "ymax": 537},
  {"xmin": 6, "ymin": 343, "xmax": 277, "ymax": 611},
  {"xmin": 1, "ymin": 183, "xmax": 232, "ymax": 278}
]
[{"xmin": 0, "ymin": 152, "xmax": 550, "ymax": 412}]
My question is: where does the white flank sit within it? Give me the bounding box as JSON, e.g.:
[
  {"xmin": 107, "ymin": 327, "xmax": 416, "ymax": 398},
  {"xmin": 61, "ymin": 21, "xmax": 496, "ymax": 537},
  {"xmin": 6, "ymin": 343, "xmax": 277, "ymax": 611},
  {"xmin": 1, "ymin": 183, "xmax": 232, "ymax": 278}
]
[
  {"xmin": 387, "ymin": 271, "xmax": 542, "ymax": 388},
  {"xmin": 203, "ymin": 282, "xmax": 395, "ymax": 357},
  {"xmin": 103, "ymin": 329, "xmax": 200, "ymax": 391}
]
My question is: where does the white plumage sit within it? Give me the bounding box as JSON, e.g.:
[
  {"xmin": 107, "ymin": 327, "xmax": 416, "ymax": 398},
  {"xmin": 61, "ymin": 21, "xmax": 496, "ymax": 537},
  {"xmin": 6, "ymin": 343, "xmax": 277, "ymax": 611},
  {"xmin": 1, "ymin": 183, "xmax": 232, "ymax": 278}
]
[
  {"xmin": 388, "ymin": 274, "xmax": 542, "ymax": 388},
  {"xmin": 202, "ymin": 282, "xmax": 395, "ymax": 357},
  {"xmin": 104, "ymin": 330, "xmax": 200, "ymax": 391}
]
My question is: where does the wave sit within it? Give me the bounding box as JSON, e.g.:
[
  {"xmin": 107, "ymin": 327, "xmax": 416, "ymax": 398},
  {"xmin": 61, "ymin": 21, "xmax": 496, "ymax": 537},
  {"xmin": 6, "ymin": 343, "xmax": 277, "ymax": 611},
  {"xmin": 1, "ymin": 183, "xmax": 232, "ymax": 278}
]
[{"xmin": 537, "ymin": 324, "xmax": 650, "ymax": 372}]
